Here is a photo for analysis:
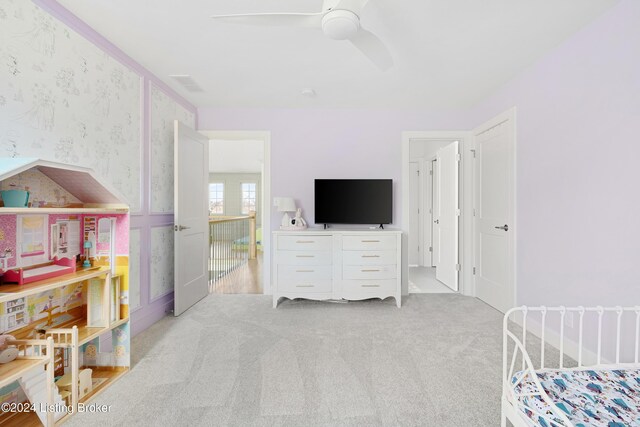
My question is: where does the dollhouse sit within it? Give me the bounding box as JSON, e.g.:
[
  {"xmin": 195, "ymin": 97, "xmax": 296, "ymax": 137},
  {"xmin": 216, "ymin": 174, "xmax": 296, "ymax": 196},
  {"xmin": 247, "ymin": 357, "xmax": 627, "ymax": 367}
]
[{"xmin": 0, "ymin": 159, "xmax": 130, "ymax": 426}]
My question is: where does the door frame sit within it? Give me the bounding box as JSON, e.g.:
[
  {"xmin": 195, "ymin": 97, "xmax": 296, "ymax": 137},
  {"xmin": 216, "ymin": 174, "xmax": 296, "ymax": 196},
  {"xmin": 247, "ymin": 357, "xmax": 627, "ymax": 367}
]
[
  {"xmin": 402, "ymin": 131, "xmax": 473, "ymax": 296},
  {"xmin": 471, "ymin": 107, "xmax": 517, "ymax": 311},
  {"xmin": 200, "ymin": 130, "xmax": 272, "ymax": 295}
]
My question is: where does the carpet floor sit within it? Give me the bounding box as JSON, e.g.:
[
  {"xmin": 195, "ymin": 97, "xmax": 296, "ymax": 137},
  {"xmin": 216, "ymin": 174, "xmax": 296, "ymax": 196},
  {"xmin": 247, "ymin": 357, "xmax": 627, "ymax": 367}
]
[{"xmin": 66, "ymin": 294, "xmax": 505, "ymax": 426}]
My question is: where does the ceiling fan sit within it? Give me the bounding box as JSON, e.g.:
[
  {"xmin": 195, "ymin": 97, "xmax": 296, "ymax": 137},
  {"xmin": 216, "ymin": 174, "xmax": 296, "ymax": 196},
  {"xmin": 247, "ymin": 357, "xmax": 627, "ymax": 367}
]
[{"xmin": 210, "ymin": 0, "xmax": 393, "ymax": 71}]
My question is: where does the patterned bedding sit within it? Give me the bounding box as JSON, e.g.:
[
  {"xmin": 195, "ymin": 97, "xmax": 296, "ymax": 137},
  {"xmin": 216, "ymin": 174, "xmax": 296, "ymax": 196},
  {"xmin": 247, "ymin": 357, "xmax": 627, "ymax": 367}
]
[{"xmin": 512, "ymin": 367, "xmax": 640, "ymax": 426}]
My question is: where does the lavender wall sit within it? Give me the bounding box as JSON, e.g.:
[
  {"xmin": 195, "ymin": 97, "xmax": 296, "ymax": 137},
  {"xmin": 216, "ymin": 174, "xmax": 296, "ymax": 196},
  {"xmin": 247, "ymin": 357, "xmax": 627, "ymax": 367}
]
[
  {"xmin": 198, "ymin": 108, "xmax": 468, "ymax": 231},
  {"xmin": 34, "ymin": 0, "xmax": 198, "ymax": 336},
  {"xmin": 467, "ymin": 0, "xmax": 640, "ymax": 310}
]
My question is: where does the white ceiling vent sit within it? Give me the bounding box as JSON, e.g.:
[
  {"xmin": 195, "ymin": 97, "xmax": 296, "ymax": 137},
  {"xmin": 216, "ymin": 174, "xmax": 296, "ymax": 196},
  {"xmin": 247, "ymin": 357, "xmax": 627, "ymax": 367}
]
[{"xmin": 169, "ymin": 74, "xmax": 205, "ymax": 93}]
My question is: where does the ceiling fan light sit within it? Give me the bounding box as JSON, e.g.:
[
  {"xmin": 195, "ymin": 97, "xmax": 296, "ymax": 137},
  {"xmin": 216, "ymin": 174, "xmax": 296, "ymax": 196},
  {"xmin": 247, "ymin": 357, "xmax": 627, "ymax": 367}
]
[{"xmin": 322, "ymin": 10, "xmax": 360, "ymax": 40}]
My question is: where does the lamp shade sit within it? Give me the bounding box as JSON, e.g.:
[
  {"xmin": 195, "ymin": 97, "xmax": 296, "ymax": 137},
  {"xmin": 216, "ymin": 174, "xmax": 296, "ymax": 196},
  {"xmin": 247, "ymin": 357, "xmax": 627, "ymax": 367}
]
[
  {"xmin": 277, "ymin": 197, "xmax": 296, "ymax": 212},
  {"xmin": 83, "ymin": 240, "xmax": 93, "ymax": 249}
]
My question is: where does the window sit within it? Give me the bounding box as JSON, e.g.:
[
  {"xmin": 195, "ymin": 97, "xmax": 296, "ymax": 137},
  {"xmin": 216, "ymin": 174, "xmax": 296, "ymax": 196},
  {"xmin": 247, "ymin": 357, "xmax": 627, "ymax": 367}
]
[
  {"xmin": 241, "ymin": 183, "xmax": 257, "ymax": 214},
  {"xmin": 209, "ymin": 183, "xmax": 224, "ymax": 215},
  {"xmin": 17, "ymin": 215, "xmax": 48, "ymax": 267}
]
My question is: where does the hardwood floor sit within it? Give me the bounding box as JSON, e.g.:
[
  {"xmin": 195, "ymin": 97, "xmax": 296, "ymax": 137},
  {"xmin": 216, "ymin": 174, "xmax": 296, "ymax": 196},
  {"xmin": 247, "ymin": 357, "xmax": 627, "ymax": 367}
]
[{"xmin": 210, "ymin": 252, "xmax": 263, "ymax": 294}]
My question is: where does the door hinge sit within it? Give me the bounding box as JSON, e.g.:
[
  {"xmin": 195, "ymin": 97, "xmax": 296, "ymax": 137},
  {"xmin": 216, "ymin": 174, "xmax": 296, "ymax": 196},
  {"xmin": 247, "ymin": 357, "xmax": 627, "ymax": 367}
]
[
  {"xmin": 455, "ymin": 263, "xmax": 461, "ymax": 271},
  {"xmin": 429, "ymin": 246, "xmax": 432, "ymax": 252},
  {"xmin": 417, "ymin": 245, "xmax": 420, "ymax": 252},
  {"xmin": 417, "ymin": 170, "xmax": 420, "ymax": 176},
  {"xmin": 473, "ymin": 208, "xmax": 476, "ymax": 217},
  {"xmin": 473, "ymin": 267, "xmax": 476, "ymax": 275},
  {"xmin": 456, "ymin": 209, "xmax": 461, "ymax": 216},
  {"xmin": 456, "ymin": 153, "xmax": 462, "ymax": 162},
  {"xmin": 470, "ymin": 149, "xmax": 476, "ymax": 158}
]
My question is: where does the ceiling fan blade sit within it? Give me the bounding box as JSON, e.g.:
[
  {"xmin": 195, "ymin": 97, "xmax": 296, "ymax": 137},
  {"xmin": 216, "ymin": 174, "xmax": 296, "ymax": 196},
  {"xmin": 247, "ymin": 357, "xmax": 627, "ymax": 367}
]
[
  {"xmin": 349, "ymin": 28, "xmax": 393, "ymax": 71},
  {"xmin": 210, "ymin": 12, "xmax": 324, "ymax": 28}
]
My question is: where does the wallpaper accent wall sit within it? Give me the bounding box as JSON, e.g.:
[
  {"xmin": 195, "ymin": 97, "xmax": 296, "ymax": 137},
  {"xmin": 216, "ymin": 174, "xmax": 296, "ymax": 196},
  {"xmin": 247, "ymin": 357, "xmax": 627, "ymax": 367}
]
[
  {"xmin": 150, "ymin": 84, "xmax": 195, "ymax": 213},
  {"xmin": 2, "ymin": 0, "xmax": 198, "ymax": 337},
  {"xmin": 150, "ymin": 225, "xmax": 174, "ymax": 300},
  {"xmin": 0, "ymin": 0, "xmax": 142, "ymax": 212}
]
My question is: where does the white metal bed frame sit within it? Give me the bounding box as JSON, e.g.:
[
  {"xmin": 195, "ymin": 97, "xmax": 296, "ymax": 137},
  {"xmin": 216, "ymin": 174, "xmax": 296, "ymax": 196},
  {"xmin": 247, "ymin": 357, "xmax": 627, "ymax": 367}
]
[{"xmin": 502, "ymin": 305, "xmax": 640, "ymax": 427}]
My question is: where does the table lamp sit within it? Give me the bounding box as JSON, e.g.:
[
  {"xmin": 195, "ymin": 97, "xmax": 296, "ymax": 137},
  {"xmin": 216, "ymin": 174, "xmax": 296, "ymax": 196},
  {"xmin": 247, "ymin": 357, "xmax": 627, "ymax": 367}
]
[
  {"xmin": 83, "ymin": 240, "xmax": 92, "ymax": 268},
  {"xmin": 275, "ymin": 197, "xmax": 297, "ymax": 228}
]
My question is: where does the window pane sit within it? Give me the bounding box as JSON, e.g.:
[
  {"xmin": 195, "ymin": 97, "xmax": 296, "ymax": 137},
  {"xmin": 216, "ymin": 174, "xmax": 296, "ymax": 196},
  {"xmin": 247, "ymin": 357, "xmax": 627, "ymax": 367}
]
[
  {"xmin": 241, "ymin": 182, "xmax": 257, "ymax": 214},
  {"xmin": 209, "ymin": 182, "xmax": 224, "ymax": 215}
]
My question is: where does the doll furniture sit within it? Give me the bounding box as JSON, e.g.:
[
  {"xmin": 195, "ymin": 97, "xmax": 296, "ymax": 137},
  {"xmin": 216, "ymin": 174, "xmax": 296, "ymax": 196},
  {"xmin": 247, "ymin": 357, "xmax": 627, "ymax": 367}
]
[
  {"xmin": 2, "ymin": 256, "xmax": 76, "ymax": 285},
  {"xmin": 0, "ymin": 159, "xmax": 131, "ymax": 426},
  {"xmin": 0, "ymin": 337, "xmax": 59, "ymax": 426}
]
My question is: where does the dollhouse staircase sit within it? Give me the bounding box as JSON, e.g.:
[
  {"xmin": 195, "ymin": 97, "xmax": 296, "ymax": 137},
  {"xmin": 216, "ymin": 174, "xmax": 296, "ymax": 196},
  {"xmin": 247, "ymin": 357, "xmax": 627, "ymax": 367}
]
[{"xmin": 18, "ymin": 368, "xmax": 66, "ymax": 425}]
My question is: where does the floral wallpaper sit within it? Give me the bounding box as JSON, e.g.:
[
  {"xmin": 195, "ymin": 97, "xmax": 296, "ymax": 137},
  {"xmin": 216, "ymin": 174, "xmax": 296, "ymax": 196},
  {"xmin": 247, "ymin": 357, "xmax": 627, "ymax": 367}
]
[
  {"xmin": 0, "ymin": 0, "xmax": 142, "ymax": 212},
  {"xmin": 150, "ymin": 225, "xmax": 174, "ymax": 300},
  {"xmin": 150, "ymin": 84, "xmax": 195, "ymax": 213},
  {"xmin": 128, "ymin": 228, "xmax": 141, "ymax": 310}
]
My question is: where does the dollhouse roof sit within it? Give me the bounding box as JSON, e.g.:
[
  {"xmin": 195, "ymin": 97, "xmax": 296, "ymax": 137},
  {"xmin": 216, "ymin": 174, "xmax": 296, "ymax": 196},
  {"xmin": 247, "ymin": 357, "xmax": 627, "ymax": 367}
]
[{"xmin": 0, "ymin": 158, "xmax": 128, "ymax": 206}]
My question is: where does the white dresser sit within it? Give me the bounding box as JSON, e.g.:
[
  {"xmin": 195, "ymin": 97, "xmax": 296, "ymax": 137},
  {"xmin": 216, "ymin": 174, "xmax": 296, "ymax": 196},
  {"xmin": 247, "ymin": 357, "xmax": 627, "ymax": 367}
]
[{"xmin": 273, "ymin": 229, "xmax": 402, "ymax": 308}]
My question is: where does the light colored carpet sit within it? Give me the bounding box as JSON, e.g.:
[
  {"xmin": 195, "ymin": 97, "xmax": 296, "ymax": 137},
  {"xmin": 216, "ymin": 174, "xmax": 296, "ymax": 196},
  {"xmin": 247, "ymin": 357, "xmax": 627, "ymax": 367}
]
[{"xmin": 66, "ymin": 294, "xmax": 505, "ymax": 426}]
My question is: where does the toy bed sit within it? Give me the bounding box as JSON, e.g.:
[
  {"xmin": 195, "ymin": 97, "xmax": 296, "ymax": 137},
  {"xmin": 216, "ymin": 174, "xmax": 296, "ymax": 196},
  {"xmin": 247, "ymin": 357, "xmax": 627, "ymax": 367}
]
[
  {"xmin": 2, "ymin": 256, "xmax": 76, "ymax": 285},
  {"xmin": 502, "ymin": 306, "xmax": 640, "ymax": 427}
]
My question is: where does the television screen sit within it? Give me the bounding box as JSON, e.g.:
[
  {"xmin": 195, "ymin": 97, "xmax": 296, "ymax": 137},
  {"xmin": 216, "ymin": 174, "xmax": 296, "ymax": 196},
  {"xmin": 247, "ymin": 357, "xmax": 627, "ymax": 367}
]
[{"xmin": 314, "ymin": 179, "xmax": 392, "ymax": 225}]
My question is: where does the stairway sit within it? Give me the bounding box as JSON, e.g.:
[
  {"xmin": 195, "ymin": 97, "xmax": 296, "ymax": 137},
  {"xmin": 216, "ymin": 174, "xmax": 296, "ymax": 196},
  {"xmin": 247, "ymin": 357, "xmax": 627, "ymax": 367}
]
[{"xmin": 18, "ymin": 367, "xmax": 66, "ymax": 426}]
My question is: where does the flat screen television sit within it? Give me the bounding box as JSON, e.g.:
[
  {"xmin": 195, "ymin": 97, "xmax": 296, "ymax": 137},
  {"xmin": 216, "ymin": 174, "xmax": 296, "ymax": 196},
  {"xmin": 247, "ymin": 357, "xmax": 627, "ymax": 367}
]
[{"xmin": 314, "ymin": 179, "xmax": 392, "ymax": 226}]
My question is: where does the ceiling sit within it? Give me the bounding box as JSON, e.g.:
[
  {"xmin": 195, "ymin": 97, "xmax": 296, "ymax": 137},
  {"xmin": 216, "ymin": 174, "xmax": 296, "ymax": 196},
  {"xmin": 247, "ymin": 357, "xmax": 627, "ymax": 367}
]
[
  {"xmin": 209, "ymin": 140, "xmax": 264, "ymax": 173},
  {"xmin": 58, "ymin": 0, "xmax": 618, "ymax": 109}
]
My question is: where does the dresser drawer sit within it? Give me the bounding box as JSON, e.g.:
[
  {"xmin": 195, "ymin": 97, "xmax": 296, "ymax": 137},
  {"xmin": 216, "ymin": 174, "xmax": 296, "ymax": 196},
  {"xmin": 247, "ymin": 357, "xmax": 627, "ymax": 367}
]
[
  {"xmin": 343, "ymin": 250, "xmax": 396, "ymax": 266},
  {"xmin": 343, "ymin": 265, "xmax": 397, "ymax": 280},
  {"xmin": 278, "ymin": 279, "xmax": 333, "ymax": 293},
  {"xmin": 342, "ymin": 279, "xmax": 397, "ymax": 292},
  {"xmin": 343, "ymin": 235, "xmax": 397, "ymax": 251},
  {"xmin": 276, "ymin": 251, "xmax": 332, "ymax": 266},
  {"xmin": 278, "ymin": 265, "xmax": 332, "ymax": 281},
  {"xmin": 277, "ymin": 235, "xmax": 332, "ymax": 251}
]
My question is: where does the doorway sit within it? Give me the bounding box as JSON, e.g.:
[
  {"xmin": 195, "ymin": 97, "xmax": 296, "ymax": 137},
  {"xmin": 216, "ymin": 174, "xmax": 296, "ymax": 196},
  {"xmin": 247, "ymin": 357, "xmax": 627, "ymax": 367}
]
[
  {"xmin": 407, "ymin": 139, "xmax": 460, "ymax": 294},
  {"xmin": 401, "ymin": 110, "xmax": 516, "ymax": 313},
  {"xmin": 201, "ymin": 131, "xmax": 271, "ymax": 295}
]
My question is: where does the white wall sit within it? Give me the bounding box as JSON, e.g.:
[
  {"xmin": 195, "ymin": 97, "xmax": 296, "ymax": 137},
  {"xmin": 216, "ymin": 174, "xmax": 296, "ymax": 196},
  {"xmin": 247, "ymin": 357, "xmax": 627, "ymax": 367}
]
[
  {"xmin": 198, "ymin": 109, "xmax": 470, "ymax": 231},
  {"xmin": 468, "ymin": 1, "xmax": 640, "ymax": 361}
]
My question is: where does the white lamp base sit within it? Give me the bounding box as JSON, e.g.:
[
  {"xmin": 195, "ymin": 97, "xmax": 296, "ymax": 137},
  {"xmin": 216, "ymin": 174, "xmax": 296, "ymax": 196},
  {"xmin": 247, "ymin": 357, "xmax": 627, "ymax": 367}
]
[{"xmin": 281, "ymin": 212, "xmax": 292, "ymax": 228}]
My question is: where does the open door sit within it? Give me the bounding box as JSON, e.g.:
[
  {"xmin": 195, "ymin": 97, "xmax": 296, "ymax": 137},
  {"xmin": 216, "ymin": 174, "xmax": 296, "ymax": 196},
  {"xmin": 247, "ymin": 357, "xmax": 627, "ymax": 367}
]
[
  {"xmin": 174, "ymin": 121, "xmax": 209, "ymax": 316},
  {"xmin": 474, "ymin": 112, "xmax": 515, "ymax": 313},
  {"xmin": 434, "ymin": 141, "xmax": 459, "ymax": 291}
]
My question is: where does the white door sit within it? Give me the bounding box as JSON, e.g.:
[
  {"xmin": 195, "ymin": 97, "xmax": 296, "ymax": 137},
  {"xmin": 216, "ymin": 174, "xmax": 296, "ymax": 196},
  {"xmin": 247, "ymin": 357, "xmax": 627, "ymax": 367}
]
[
  {"xmin": 409, "ymin": 162, "xmax": 420, "ymax": 266},
  {"xmin": 434, "ymin": 141, "xmax": 459, "ymax": 291},
  {"xmin": 474, "ymin": 111, "xmax": 515, "ymax": 313},
  {"xmin": 174, "ymin": 121, "xmax": 210, "ymax": 316},
  {"xmin": 432, "ymin": 158, "xmax": 440, "ymax": 269}
]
